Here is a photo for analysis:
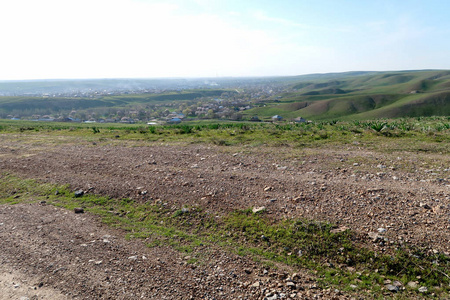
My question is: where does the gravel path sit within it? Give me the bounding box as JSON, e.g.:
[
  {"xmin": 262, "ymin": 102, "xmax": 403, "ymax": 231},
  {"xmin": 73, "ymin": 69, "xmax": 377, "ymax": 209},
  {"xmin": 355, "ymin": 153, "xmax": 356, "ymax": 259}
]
[{"xmin": 0, "ymin": 137, "xmax": 449, "ymax": 298}]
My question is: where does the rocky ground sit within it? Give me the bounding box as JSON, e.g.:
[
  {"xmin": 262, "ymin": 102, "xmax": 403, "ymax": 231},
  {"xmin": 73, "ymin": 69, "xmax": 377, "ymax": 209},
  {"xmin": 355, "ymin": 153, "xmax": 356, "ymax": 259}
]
[
  {"xmin": 0, "ymin": 135, "xmax": 449, "ymax": 299},
  {"xmin": 2, "ymin": 203, "xmax": 331, "ymax": 299}
]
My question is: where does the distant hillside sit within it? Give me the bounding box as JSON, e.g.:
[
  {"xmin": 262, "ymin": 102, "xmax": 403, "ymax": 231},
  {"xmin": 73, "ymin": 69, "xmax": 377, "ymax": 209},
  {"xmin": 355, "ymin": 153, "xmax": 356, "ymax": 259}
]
[
  {"xmin": 0, "ymin": 78, "xmax": 220, "ymax": 96},
  {"xmin": 244, "ymin": 70, "xmax": 450, "ymax": 120},
  {"xmin": 0, "ymin": 89, "xmax": 232, "ymax": 119},
  {"xmin": 1, "ymin": 70, "xmax": 449, "ymax": 121},
  {"xmin": 0, "ymin": 77, "xmax": 292, "ymax": 96}
]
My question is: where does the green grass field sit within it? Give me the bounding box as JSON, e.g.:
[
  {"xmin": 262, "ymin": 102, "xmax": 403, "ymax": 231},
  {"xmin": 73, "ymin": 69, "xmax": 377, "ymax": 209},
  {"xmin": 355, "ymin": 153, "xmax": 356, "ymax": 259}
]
[
  {"xmin": 1, "ymin": 117, "xmax": 448, "ymax": 153},
  {"xmin": 244, "ymin": 70, "xmax": 450, "ymax": 120}
]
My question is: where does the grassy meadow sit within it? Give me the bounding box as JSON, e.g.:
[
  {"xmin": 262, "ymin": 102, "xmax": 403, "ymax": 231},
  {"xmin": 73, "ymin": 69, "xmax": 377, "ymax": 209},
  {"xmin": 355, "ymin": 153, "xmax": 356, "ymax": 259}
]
[{"xmin": 0, "ymin": 116, "xmax": 448, "ymax": 153}]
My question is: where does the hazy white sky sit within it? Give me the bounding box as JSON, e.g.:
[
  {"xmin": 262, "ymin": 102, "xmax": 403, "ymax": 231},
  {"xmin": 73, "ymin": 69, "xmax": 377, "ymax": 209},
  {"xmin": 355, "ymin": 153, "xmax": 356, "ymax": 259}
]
[{"xmin": 1, "ymin": 0, "xmax": 449, "ymax": 80}]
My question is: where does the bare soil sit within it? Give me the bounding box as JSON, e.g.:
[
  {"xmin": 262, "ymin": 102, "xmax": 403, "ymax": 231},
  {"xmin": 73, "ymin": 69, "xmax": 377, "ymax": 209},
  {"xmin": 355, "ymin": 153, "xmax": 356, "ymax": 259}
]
[{"xmin": 0, "ymin": 135, "xmax": 449, "ymax": 299}]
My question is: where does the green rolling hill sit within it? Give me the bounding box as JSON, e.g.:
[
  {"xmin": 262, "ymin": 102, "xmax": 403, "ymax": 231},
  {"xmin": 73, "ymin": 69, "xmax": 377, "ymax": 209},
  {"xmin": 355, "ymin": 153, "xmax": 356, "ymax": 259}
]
[
  {"xmin": 1, "ymin": 70, "xmax": 449, "ymax": 121},
  {"xmin": 244, "ymin": 70, "xmax": 450, "ymax": 120}
]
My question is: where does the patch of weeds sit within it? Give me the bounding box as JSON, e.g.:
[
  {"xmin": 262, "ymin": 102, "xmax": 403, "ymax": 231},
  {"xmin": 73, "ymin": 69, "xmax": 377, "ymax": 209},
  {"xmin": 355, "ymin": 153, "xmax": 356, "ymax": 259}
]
[
  {"xmin": 249, "ymin": 141, "xmax": 265, "ymax": 148},
  {"xmin": 369, "ymin": 122, "xmax": 387, "ymax": 133},
  {"xmin": 92, "ymin": 127, "xmax": 100, "ymax": 134},
  {"xmin": 0, "ymin": 196, "xmax": 22, "ymax": 204},
  {"xmin": 1, "ymin": 173, "xmax": 449, "ymax": 298},
  {"xmin": 186, "ymin": 257, "xmax": 198, "ymax": 264},
  {"xmin": 137, "ymin": 127, "xmax": 148, "ymax": 134},
  {"xmin": 148, "ymin": 126, "xmax": 157, "ymax": 134},
  {"xmin": 210, "ymin": 138, "xmax": 230, "ymax": 146},
  {"xmin": 0, "ymin": 173, "xmax": 67, "ymax": 202},
  {"xmin": 272, "ymin": 140, "xmax": 290, "ymax": 147},
  {"xmin": 314, "ymin": 132, "xmax": 329, "ymax": 140},
  {"xmin": 19, "ymin": 127, "xmax": 36, "ymax": 132},
  {"xmin": 218, "ymin": 209, "xmax": 450, "ymax": 297},
  {"xmin": 173, "ymin": 207, "xmax": 190, "ymax": 217},
  {"xmin": 147, "ymin": 240, "xmax": 163, "ymax": 248},
  {"xmin": 178, "ymin": 125, "xmax": 194, "ymax": 134}
]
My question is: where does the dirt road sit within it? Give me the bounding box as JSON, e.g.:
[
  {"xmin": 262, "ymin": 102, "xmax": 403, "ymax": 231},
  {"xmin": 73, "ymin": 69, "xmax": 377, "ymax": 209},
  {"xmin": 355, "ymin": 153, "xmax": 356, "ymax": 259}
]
[
  {"xmin": 2, "ymin": 203, "xmax": 296, "ymax": 299},
  {"xmin": 0, "ymin": 136, "xmax": 449, "ymax": 298}
]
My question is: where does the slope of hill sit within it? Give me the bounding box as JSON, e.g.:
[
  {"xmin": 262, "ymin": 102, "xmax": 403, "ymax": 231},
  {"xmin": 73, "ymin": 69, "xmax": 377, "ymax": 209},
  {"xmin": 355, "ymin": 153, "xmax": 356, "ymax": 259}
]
[
  {"xmin": 1, "ymin": 70, "xmax": 449, "ymax": 121},
  {"xmin": 245, "ymin": 70, "xmax": 450, "ymax": 120},
  {"xmin": 0, "ymin": 89, "xmax": 232, "ymax": 119}
]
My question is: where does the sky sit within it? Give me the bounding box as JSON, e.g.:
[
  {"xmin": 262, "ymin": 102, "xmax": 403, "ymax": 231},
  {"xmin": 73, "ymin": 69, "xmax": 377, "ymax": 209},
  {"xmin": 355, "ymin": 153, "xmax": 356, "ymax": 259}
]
[{"xmin": 1, "ymin": 0, "xmax": 450, "ymax": 80}]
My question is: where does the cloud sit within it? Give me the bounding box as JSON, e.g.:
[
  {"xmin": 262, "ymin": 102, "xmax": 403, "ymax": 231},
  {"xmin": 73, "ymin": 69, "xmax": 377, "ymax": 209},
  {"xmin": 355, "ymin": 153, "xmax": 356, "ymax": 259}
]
[
  {"xmin": 2, "ymin": 0, "xmax": 443, "ymax": 79},
  {"xmin": 1, "ymin": 0, "xmax": 304, "ymax": 78},
  {"xmin": 361, "ymin": 14, "xmax": 430, "ymax": 52},
  {"xmin": 228, "ymin": 11, "xmax": 241, "ymax": 17},
  {"xmin": 252, "ymin": 10, "xmax": 309, "ymax": 29}
]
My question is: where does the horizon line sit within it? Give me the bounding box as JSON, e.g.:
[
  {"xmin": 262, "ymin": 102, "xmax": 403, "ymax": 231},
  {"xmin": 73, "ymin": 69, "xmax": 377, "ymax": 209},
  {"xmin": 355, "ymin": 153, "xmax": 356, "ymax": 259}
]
[{"xmin": 0, "ymin": 69, "xmax": 446, "ymax": 82}]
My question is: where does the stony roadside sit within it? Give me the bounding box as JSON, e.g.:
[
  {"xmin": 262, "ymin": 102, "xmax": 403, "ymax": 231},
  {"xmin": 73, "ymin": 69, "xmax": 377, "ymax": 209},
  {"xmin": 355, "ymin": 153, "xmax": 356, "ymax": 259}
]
[
  {"xmin": 0, "ymin": 203, "xmax": 345, "ymax": 300},
  {"xmin": 0, "ymin": 137, "xmax": 449, "ymax": 299}
]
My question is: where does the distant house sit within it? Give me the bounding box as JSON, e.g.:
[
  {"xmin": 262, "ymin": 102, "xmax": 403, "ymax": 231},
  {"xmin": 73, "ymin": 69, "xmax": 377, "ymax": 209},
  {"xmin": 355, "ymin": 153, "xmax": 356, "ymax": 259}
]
[
  {"xmin": 55, "ymin": 117, "xmax": 73, "ymax": 122},
  {"xmin": 167, "ymin": 118, "xmax": 182, "ymax": 124},
  {"xmin": 272, "ymin": 115, "xmax": 282, "ymax": 122},
  {"xmin": 120, "ymin": 117, "xmax": 135, "ymax": 124},
  {"xmin": 167, "ymin": 113, "xmax": 186, "ymax": 120},
  {"xmin": 38, "ymin": 115, "xmax": 54, "ymax": 122},
  {"xmin": 250, "ymin": 116, "xmax": 261, "ymax": 122},
  {"xmin": 294, "ymin": 117, "xmax": 307, "ymax": 123}
]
